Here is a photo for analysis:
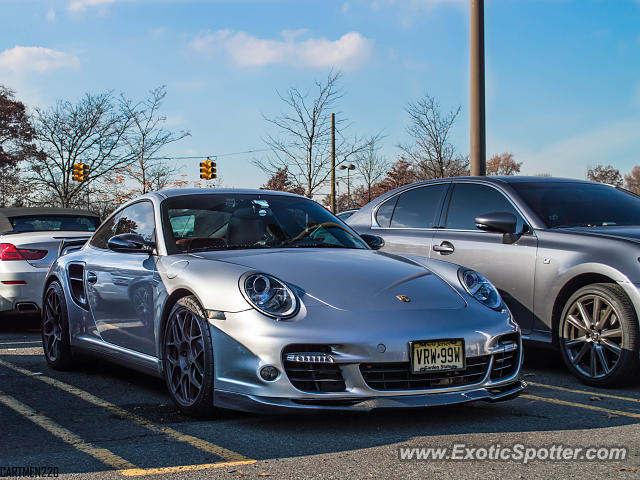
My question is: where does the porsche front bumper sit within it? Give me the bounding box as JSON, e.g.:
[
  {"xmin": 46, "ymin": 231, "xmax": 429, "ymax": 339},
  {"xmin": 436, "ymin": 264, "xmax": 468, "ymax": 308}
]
[{"xmin": 208, "ymin": 305, "xmax": 525, "ymax": 413}]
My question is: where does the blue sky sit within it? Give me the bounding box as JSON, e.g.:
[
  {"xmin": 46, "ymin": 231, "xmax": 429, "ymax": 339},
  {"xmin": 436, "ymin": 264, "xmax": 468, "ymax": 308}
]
[{"xmin": 0, "ymin": 0, "xmax": 639, "ymax": 191}]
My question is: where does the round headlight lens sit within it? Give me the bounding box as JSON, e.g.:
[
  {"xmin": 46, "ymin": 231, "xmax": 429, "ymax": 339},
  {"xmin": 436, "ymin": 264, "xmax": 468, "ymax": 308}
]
[
  {"xmin": 242, "ymin": 273, "xmax": 298, "ymax": 318},
  {"xmin": 459, "ymin": 269, "xmax": 503, "ymax": 310}
]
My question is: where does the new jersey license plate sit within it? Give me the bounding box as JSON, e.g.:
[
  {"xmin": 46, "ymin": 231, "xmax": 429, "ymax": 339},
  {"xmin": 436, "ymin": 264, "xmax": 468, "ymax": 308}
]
[{"xmin": 411, "ymin": 339, "xmax": 465, "ymax": 373}]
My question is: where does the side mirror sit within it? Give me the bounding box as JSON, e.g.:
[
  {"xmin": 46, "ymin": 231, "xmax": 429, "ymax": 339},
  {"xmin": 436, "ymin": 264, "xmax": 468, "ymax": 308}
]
[
  {"xmin": 474, "ymin": 212, "xmax": 517, "ymax": 234},
  {"xmin": 360, "ymin": 234, "xmax": 385, "ymax": 250},
  {"xmin": 107, "ymin": 233, "xmax": 155, "ymax": 254}
]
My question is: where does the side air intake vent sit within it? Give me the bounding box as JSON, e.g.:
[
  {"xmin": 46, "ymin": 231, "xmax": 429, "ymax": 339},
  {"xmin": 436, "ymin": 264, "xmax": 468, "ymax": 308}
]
[{"xmin": 67, "ymin": 263, "xmax": 88, "ymax": 309}]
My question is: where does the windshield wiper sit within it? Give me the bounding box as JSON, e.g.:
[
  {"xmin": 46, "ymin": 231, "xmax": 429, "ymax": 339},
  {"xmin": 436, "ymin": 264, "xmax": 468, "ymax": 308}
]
[
  {"xmin": 183, "ymin": 245, "xmax": 271, "ymax": 253},
  {"xmin": 285, "ymin": 242, "xmax": 354, "ymax": 249}
]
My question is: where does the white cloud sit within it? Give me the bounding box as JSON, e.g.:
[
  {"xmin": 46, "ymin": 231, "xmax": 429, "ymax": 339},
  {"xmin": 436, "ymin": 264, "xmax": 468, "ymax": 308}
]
[
  {"xmin": 0, "ymin": 46, "xmax": 80, "ymax": 73},
  {"xmin": 517, "ymin": 117, "xmax": 640, "ymax": 178},
  {"xmin": 45, "ymin": 8, "xmax": 56, "ymax": 22},
  {"xmin": 341, "ymin": 2, "xmax": 350, "ymax": 13},
  {"xmin": 371, "ymin": 0, "xmax": 464, "ymax": 8},
  {"xmin": 150, "ymin": 27, "xmax": 167, "ymax": 38},
  {"xmin": 67, "ymin": 0, "xmax": 115, "ymax": 14},
  {"xmin": 189, "ymin": 30, "xmax": 374, "ymax": 70}
]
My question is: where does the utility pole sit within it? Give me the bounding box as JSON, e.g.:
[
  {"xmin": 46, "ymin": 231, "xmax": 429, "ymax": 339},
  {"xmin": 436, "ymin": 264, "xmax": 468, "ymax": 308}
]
[
  {"xmin": 470, "ymin": 0, "xmax": 486, "ymax": 176},
  {"xmin": 330, "ymin": 113, "xmax": 336, "ymax": 213}
]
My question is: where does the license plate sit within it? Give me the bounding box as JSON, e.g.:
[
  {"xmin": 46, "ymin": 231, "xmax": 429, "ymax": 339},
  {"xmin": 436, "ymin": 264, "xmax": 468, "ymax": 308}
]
[{"xmin": 411, "ymin": 339, "xmax": 465, "ymax": 373}]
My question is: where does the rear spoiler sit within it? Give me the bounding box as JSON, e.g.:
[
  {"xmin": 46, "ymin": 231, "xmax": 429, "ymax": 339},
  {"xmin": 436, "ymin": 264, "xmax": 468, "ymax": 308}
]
[{"xmin": 58, "ymin": 237, "xmax": 90, "ymax": 257}]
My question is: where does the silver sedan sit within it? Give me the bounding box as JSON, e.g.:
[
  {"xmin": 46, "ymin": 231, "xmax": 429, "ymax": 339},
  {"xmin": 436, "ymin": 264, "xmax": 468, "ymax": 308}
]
[
  {"xmin": 41, "ymin": 189, "xmax": 524, "ymax": 416},
  {"xmin": 348, "ymin": 177, "xmax": 640, "ymax": 388}
]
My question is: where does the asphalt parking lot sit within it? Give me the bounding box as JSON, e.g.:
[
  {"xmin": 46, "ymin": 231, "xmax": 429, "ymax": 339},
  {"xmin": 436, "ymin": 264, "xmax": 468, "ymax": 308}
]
[{"xmin": 2, "ymin": 317, "xmax": 640, "ymax": 479}]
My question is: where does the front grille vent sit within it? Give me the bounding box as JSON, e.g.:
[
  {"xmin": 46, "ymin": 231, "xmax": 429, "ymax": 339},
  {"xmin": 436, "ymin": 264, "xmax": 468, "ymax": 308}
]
[
  {"xmin": 360, "ymin": 355, "xmax": 491, "ymax": 391},
  {"xmin": 490, "ymin": 335, "xmax": 520, "ymax": 381},
  {"xmin": 282, "ymin": 344, "xmax": 346, "ymax": 393}
]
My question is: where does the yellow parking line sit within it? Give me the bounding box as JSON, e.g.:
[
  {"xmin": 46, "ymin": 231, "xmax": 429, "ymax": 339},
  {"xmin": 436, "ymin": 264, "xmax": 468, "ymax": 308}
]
[
  {"xmin": 522, "ymin": 394, "xmax": 640, "ymax": 418},
  {"xmin": 0, "ymin": 358, "xmax": 254, "ymax": 465},
  {"xmin": 528, "ymin": 381, "xmax": 640, "ymax": 404},
  {"xmin": 0, "ymin": 389, "xmax": 140, "ymax": 472},
  {"xmin": 120, "ymin": 460, "xmax": 256, "ymax": 477}
]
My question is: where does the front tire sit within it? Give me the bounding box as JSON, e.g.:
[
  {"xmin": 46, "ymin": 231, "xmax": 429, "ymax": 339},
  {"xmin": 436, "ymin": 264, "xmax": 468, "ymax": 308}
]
[
  {"xmin": 559, "ymin": 283, "xmax": 640, "ymax": 387},
  {"xmin": 42, "ymin": 281, "xmax": 75, "ymax": 370},
  {"xmin": 162, "ymin": 296, "xmax": 216, "ymax": 417}
]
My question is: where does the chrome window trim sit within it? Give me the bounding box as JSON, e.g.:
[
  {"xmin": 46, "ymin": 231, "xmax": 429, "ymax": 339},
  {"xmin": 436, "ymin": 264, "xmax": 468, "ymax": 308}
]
[{"xmin": 370, "ymin": 181, "xmax": 451, "ymax": 229}]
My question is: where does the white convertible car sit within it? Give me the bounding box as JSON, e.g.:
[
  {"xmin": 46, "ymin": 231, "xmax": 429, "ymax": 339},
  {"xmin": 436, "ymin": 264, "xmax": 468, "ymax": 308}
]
[{"xmin": 0, "ymin": 207, "xmax": 99, "ymax": 318}]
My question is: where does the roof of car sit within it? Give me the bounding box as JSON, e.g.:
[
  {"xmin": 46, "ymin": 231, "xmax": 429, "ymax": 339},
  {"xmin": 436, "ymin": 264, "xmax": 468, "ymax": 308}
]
[
  {"xmin": 151, "ymin": 188, "xmax": 304, "ymax": 199},
  {"xmin": 0, "ymin": 207, "xmax": 99, "ymax": 233},
  {"xmin": 484, "ymin": 176, "xmax": 593, "ymax": 184}
]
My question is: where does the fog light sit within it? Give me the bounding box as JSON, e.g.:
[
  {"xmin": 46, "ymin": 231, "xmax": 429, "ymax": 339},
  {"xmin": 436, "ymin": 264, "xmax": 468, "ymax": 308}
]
[{"xmin": 259, "ymin": 366, "xmax": 279, "ymax": 381}]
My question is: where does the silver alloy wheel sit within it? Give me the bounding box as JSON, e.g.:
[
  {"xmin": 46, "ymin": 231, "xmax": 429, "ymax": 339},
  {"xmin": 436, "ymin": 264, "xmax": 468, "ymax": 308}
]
[
  {"xmin": 42, "ymin": 288, "xmax": 63, "ymax": 362},
  {"xmin": 562, "ymin": 294, "xmax": 623, "ymax": 379},
  {"xmin": 165, "ymin": 307, "xmax": 206, "ymax": 406}
]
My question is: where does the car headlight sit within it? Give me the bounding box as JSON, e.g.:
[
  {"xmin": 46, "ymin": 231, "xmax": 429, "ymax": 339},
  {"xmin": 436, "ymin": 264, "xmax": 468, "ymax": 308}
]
[
  {"xmin": 458, "ymin": 268, "xmax": 503, "ymax": 310},
  {"xmin": 241, "ymin": 273, "xmax": 299, "ymax": 319}
]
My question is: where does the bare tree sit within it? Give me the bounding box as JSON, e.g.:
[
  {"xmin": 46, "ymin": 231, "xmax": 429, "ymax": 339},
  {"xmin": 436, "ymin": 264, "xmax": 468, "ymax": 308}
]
[
  {"xmin": 487, "ymin": 152, "xmax": 522, "ymax": 175},
  {"xmin": 625, "ymin": 166, "xmax": 640, "ymax": 194},
  {"xmin": 353, "ymin": 135, "xmax": 389, "ymax": 203},
  {"xmin": 255, "ymin": 71, "xmax": 369, "ymax": 199},
  {"xmin": 120, "ymin": 86, "xmax": 190, "ymax": 194},
  {"xmin": 398, "ymin": 93, "xmax": 468, "ymax": 179},
  {"xmin": 587, "ymin": 164, "xmax": 623, "ymax": 187},
  {"xmin": 29, "ymin": 91, "xmax": 135, "ymax": 207}
]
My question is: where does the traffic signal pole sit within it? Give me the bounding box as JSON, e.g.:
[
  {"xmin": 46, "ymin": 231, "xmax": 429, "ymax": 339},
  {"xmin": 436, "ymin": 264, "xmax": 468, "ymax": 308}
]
[{"xmin": 470, "ymin": 0, "xmax": 486, "ymax": 176}]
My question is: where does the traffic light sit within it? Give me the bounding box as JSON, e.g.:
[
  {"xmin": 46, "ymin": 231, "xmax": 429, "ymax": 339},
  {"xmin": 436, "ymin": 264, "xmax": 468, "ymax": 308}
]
[
  {"xmin": 72, "ymin": 163, "xmax": 88, "ymax": 182},
  {"xmin": 199, "ymin": 159, "xmax": 217, "ymax": 180}
]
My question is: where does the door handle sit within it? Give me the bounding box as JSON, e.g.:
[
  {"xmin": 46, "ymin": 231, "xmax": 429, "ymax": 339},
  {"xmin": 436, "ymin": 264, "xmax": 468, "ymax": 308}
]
[
  {"xmin": 432, "ymin": 242, "xmax": 455, "ymax": 255},
  {"xmin": 86, "ymin": 271, "xmax": 97, "ymax": 284}
]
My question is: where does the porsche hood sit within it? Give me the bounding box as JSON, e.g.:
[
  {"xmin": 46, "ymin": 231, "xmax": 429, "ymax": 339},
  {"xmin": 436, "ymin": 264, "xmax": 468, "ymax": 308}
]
[{"xmin": 190, "ymin": 248, "xmax": 467, "ymax": 312}]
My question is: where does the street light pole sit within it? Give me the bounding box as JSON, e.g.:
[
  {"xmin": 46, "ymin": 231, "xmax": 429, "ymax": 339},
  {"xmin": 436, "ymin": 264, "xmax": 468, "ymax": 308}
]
[
  {"xmin": 338, "ymin": 163, "xmax": 355, "ymax": 210},
  {"xmin": 470, "ymin": 0, "xmax": 486, "ymax": 176},
  {"xmin": 330, "ymin": 113, "xmax": 336, "ymax": 213}
]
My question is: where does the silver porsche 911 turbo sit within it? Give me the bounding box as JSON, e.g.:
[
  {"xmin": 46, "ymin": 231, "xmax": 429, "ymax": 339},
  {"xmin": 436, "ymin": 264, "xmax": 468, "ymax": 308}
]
[{"xmin": 41, "ymin": 189, "xmax": 524, "ymax": 416}]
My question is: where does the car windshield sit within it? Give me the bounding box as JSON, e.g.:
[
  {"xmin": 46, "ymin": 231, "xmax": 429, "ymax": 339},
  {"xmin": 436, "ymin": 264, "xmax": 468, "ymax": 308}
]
[
  {"xmin": 9, "ymin": 215, "xmax": 99, "ymax": 233},
  {"xmin": 511, "ymin": 182, "xmax": 640, "ymax": 228},
  {"xmin": 162, "ymin": 194, "xmax": 368, "ymax": 254}
]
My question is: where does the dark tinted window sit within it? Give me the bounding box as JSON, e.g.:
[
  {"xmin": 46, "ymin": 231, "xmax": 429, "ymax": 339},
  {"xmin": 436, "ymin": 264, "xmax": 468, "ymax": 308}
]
[
  {"xmin": 445, "ymin": 183, "xmax": 523, "ymax": 231},
  {"xmin": 375, "ymin": 197, "xmax": 397, "ymax": 227},
  {"xmin": 511, "ymin": 182, "xmax": 640, "ymax": 228},
  {"xmin": 389, "ymin": 184, "xmax": 446, "ymax": 228},
  {"xmin": 9, "ymin": 216, "xmax": 98, "ymax": 233},
  {"xmin": 90, "ymin": 201, "xmax": 155, "ymax": 249}
]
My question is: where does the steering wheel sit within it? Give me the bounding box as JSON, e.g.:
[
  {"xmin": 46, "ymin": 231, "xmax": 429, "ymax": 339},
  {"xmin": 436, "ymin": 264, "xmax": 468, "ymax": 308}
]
[{"xmin": 283, "ymin": 222, "xmax": 352, "ymax": 245}]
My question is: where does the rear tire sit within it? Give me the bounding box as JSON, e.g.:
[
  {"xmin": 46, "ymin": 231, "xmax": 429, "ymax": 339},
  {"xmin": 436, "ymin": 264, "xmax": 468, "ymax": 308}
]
[
  {"xmin": 162, "ymin": 296, "xmax": 216, "ymax": 418},
  {"xmin": 558, "ymin": 283, "xmax": 640, "ymax": 387},
  {"xmin": 42, "ymin": 281, "xmax": 75, "ymax": 370}
]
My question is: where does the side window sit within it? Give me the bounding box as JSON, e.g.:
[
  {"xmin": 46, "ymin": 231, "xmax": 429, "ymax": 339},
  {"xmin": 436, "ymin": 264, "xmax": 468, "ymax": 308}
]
[
  {"xmin": 389, "ymin": 184, "xmax": 447, "ymax": 228},
  {"xmin": 90, "ymin": 202, "xmax": 156, "ymax": 249},
  {"xmin": 89, "ymin": 216, "xmax": 117, "ymax": 249},
  {"xmin": 445, "ymin": 184, "xmax": 525, "ymax": 231},
  {"xmin": 375, "ymin": 197, "xmax": 397, "ymax": 227}
]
